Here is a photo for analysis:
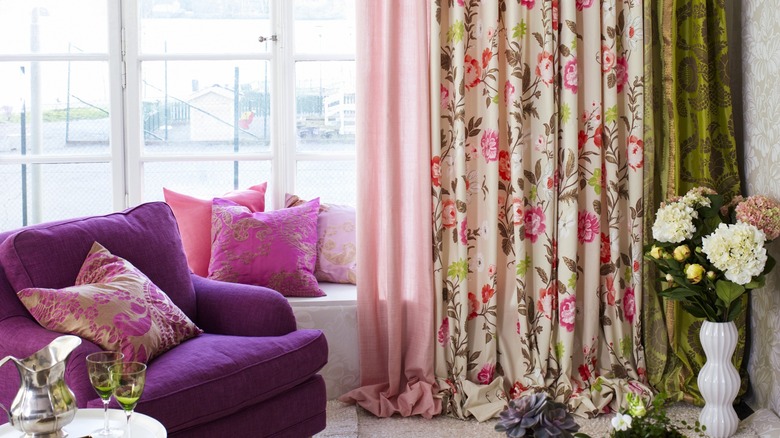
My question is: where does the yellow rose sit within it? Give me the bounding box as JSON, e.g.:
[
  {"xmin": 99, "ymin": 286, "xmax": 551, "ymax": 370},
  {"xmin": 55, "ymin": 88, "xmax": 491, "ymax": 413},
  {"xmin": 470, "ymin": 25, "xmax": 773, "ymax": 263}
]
[
  {"xmin": 707, "ymin": 271, "xmax": 717, "ymax": 281},
  {"xmin": 650, "ymin": 246, "xmax": 664, "ymax": 259},
  {"xmin": 673, "ymin": 245, "xmax": 691, "ymax": 262},
  {"xmin": 665, "ymin": 274, "xmax": 674, "ymax": 283},
  {"xmin": 685, "ymin": 264, "xmax": 705, "ymax": 284}
]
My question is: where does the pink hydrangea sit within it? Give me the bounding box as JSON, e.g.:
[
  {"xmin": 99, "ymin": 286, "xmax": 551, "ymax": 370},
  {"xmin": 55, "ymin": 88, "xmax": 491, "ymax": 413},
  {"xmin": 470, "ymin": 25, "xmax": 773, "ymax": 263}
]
[{"xmin": 736, "ymin": 195, "xmax": 780, "ymax": 240}]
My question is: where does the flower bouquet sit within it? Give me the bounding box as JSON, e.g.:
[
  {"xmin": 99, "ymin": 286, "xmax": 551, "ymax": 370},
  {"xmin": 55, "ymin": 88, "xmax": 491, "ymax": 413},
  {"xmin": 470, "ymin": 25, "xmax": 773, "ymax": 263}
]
[
  {"xmin": 609, "ymin": 393, "xmax": 705, "ymax": 437},
  {"xmin": 646, "ymin": 187, "xmax": 780, "ymax": 322}
]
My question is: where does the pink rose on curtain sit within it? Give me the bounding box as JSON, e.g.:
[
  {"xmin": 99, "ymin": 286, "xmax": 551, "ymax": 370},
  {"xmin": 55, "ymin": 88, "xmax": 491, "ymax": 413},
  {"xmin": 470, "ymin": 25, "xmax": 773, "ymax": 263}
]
[
  {"xmin": 559, "ymin": 296, "xmax": 576, "ymax": 332},
  {"xmin": 524, "ymin": 206, "xmax": 546, "ymax": 243},
  {"xmin": 468, "ymin": 292, "xmax": 480, "ymax": 320},
  {"xmin": 440, "ymin": 84, "xmax": 450, "ymax": 109},
  {"xmin": 504, "ymin": 81, "xmax": 516, "ymax": 104},
  {"xmin": 499, "ymin": 150, "xmax": 511, "ymax": 181},
  {"xmin": 577, "ymin": 210, "xmax": 599, "ymax": 243},
  {"xmin": 577, "ymin": 130, "xmax": 588, "ymax": 150},
  {"xmin": 615, "ymin": 56, "xmax": 629, "ymax": 92},
  {"xmin": 563, "ymin": 58, "xmax": 578, "ymax": 93},
  {"xmin": 443, "ymin": 199, "xmax": 457, "ymax": 228},
  {"xmin": 480, "ymin": 129, "xmax": 499, "ymax": 162},
  {"xmin": 605, "ymin": 275, "xmax": 616, "ymax": 306},
  {"xmin": 477, "ymin": 363, "xmax": 495, "ymax": 384},
  {"xmin": 552, "ymin": 0, "xmax": 559, "ymax": 31},
  {"xmin": 576, "ymin": 0, "xmax": 594, "ymax": 10},
  {"xmin": 578, "ymin": 363, "xmax": 592, "ymax": 382},
  {"xmin": 593, "ymin": 125, "xmax": 603, "ymax": 148},
  {"xmin": 460, "ymin": 217, "xmax": 469, "ymax": 245},
  {"xmin": 602, "ymin": 45, "xmax": 615, "ymax": 72},
  {"xmin": 481, "ymin": 284, "xmax": 495, "ymax": 303},
  {"xmin": 464, "ymin": 54, "xmax": 482, "ymax": 90},
  {"xmin": 510, "ymin": 380, "xmax": 528, "ymax": 399},
  {"xmin": 627, "ymin": 135, "xmax": 644, "ymax": 170},
  {"xmin": 600, "ymin": 232, "xmax": 611, "ymax": 264},
  {"xmin": 536, "ymin": 286, "xmax": 556, "ymax": 319},
  {"xmin": 624, "ymin": 286, "xmax": 636, "ymax": 324},
  {"xmin": 512, "ymin": 197, "xmax": 523, "ymax": 225},
  {"xmin": 438, "ymin": 318, "xmax": 449, "ymax": 346},
  {"xmin": 520, "ymin": 0, "xmax": 535, "ymax": 8},
  {"xmin": 432, "ymin": 156, "xmax": 442, "ymax": 187},
  {"xmin": 482, "ymin": 48, "xmax": 492, "ymax": 69},
  {"xmin": 536, "ymin": 51, "xmax": 554, "ymax": 85}
]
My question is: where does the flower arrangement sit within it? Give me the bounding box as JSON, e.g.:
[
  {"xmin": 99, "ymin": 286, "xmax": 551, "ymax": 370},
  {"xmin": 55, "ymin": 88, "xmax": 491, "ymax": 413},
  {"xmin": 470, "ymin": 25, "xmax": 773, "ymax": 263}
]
[
  {"xmin": 609, "ymin": 393, "xmax": 705, "ymax": 437},
  {"xmin": 494, "ymin": 392, "xmax": 583, "ymax": 438},
  {"xmin": 646, "ymin": 187, "xmax": 780, "ymax": 322}
]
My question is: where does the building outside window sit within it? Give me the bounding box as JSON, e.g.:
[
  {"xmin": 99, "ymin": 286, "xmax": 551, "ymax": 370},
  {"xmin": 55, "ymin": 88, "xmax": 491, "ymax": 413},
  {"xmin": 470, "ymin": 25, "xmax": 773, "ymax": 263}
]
[{"xmin": 0, "ymin": 0, "xmax": 356, "ymax": 230}]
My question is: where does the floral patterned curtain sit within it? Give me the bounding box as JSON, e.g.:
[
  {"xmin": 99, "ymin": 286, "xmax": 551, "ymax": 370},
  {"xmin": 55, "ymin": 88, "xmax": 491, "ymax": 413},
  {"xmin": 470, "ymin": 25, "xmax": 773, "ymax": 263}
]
[
  {"xmin": 432, "ymin": 0, "xmax": 651, "ymax": 420},
  {"xmin": 641, "ymin": 0, "xmax": 744, "ymax": 405}
]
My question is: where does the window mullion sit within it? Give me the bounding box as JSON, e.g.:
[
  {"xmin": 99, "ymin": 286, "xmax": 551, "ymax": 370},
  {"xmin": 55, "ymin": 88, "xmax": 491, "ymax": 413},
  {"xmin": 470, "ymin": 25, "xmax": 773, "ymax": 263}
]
[
  {"xmin": 108, "ymin": 0, "xmax": 127, "ymax": 211},
  {"xmin": 122, "ymin": 0, "xmax": 143, "ymax": 207},
  {"xmin": 270, "ymin": 0, "xmax": 296, "ymax": 210}
]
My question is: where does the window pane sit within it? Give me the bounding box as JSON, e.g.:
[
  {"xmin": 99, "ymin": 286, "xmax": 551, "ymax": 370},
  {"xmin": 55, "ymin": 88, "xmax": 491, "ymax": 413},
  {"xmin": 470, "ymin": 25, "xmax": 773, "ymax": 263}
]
[
  {"xmin": 143, "ymin": 160, "xmax": 273, "ymax": 202},
  {"xmin": 296, "ymin": 160, "xmax": 355, "ymax": 206},
  {"xmin": 294, "ymin": 0, "xmax": 355, "ymax": 55},
  {"xmin": 0, "ymin": 61, "xmax": 111, "ymax": 156},
  {"xmin": 139, "ymin": 0, "xmax": 271, "ymax": 54},
  {"xmin": 295, "ymin": 61, "xmax": 355, "ymax": 153},
  {"xmin": 142, "ymin": 60, "xmax": 271, "ymax": 155},
  {"xmin": 0, "ymin": 162, "xmax": 112, "ymax": 230},
  {"xmin": 0, "ymin": 1, "xmax": 108, "ymax": 54}
]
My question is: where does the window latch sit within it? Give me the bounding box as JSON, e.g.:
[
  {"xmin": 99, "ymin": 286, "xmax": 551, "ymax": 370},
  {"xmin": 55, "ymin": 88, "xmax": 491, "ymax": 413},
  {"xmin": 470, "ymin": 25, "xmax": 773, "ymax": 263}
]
[{"xmin": 258, "ymin": 35, "xmax": 278, "ymax": 43}]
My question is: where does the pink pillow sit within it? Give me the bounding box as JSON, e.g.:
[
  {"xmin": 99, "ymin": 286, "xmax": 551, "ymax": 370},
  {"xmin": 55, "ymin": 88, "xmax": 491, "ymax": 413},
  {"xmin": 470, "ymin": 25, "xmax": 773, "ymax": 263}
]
[
  {"xmin": 285, "ymin": 194, "xmax": 356, "ymax": 284},
  {"xmin": 17, "ymin": 242, "xmax": 202, "ymax": 363},
  {"xmin": 208, "ymin": 198, "xmax": 325, "ymax": 297},
  {"xmin": 164, "ymin": 183, "xmax": 267, "ymax": 277}
]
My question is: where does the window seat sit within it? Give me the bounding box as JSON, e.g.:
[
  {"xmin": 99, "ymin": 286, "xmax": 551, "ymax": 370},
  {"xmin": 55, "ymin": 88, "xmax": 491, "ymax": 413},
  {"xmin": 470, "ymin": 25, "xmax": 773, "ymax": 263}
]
[{"xmin": 288, "ymin": 282, "xmax": 359, "ymax": 399}]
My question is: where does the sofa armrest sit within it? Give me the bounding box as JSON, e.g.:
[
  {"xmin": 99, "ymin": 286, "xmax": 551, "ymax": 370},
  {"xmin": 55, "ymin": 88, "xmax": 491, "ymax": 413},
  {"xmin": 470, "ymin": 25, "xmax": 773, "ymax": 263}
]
[
  {"xmin": 191, "ymin": 274, "xmax": 297, "ymax": 337},
  {"xmin": 0, "ymin": 316, "xmax": 103, "ymax": 409}
]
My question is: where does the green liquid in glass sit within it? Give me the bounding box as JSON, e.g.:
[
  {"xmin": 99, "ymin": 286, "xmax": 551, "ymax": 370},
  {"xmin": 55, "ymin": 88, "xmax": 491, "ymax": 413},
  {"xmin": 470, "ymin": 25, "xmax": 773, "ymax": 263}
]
[{"xmin": 115, "ymin": 395, "xmax": 140, "ymax": 410}]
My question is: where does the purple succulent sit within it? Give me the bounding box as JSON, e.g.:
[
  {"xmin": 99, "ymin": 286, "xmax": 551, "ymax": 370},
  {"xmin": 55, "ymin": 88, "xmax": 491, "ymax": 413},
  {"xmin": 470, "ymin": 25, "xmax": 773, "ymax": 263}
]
[
  {"xmin": 494, "ymin": 392, "xmax": 549, "ymax": 437},
  {"xmin": 536, "ymin": 403, "xmax": 580, "ymax": 438}
]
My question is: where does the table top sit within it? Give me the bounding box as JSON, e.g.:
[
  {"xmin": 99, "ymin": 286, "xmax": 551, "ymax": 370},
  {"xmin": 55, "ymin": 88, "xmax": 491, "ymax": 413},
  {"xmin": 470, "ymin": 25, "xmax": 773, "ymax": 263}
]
[{"xmin": 0, "ymin": 408, "xmax": 166, "ymax": 438}]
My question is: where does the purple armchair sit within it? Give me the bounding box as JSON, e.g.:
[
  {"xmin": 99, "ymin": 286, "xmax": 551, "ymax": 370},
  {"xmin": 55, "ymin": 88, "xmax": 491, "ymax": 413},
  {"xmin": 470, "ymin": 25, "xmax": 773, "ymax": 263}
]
[{"xmin": 0, "ymin": 202, "xmax": 328, "ymax": 437}]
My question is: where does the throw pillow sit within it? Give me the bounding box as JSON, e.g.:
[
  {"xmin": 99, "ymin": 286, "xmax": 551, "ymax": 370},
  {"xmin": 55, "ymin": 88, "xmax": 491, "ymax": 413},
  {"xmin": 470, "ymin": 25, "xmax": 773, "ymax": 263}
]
[
  {"xmin": 164, "ymin": 183, "xmax": 267, "ymax": 277},
  {"xmin": 17, "ymin": 242, "xmax": 202, "ymax": 363},
  {"xmin": 285, "ymin": 194, "xmax": 356, "ymax": 284},
  {"xmin": 208, "ymin": 198, "xmax": 325, "ymax": 297}
]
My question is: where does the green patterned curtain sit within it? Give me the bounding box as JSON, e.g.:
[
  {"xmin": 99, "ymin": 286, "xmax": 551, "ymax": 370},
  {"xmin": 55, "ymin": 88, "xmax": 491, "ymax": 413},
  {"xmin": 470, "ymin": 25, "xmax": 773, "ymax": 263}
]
[{"xmin": 642, "ymin": 0, "xmax": 744, "ymax": 405}]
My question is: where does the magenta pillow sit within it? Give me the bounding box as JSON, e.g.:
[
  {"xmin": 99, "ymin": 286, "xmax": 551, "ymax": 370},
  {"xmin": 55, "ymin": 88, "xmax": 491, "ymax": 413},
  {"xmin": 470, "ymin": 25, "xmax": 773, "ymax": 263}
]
[
  {"xmin": 285, "ymin": 194, "xmax": 356, "ymax": 284},
  {"xmin": 164, "ymin": 183, "xmax": 267, "ymax": 277},
  {"xmin": 208, "ymin": 198, "xmax": 325, "ymax": 297},
  {"xmin": 17, "ymin": 242, "xmax": 202, "ymax": 363}
]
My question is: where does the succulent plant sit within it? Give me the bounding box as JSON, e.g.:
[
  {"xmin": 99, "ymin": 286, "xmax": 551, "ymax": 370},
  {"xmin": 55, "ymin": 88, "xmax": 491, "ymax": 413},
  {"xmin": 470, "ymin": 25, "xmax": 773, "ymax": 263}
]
[{"xmin": 495, "ymin": 392, "xmax": 580, "ymax": 438}]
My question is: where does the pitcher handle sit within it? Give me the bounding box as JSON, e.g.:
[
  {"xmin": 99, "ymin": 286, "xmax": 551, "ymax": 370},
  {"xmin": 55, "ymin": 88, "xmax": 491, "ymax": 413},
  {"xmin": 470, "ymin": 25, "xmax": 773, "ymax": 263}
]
[{"xmin": 0, "ymin": 356, "xmax": 11, "ymax": 416}]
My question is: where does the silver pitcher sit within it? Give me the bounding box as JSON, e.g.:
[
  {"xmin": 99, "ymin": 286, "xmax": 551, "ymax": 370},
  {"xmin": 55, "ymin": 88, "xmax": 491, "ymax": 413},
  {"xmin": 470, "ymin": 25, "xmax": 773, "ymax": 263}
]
[{"xmin": 0, "ymin": 335, "xmax": 81, "ymax": 438}]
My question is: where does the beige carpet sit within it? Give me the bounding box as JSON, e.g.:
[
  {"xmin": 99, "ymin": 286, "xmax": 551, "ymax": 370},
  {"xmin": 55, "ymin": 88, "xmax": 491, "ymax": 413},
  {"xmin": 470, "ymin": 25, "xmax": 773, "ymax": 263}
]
[{"xmin": 316, "ymin": 400, "xmax": 770, "ymax": 437}]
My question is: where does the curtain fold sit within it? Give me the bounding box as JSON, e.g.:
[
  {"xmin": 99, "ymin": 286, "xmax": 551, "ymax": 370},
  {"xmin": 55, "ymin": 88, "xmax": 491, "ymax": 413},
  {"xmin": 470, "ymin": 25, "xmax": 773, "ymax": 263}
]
[
  {"xmin": 642, "ymin": 0, "xmax": 745, "ymax": 405},
  {"xmin": 432, "ymin": 0, "xmax": 650, "ymax": 420},
  {"xmin": 337, "ymin": 0, "xmax": 441, "ymax": 419}
]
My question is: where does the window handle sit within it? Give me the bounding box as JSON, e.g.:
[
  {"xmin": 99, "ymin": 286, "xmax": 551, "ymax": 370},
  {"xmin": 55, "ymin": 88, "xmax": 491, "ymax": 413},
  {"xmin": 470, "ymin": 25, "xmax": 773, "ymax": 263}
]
[{"xmin": 258, "ymin": 35, "xmax": 278, "ymax": 43}]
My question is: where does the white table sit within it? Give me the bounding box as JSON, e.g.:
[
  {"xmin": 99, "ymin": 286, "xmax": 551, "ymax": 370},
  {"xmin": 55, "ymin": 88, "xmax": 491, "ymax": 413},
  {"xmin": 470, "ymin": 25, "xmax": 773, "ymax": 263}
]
[{"xmin": 0, "ymin": 408, "xmax": 166, "ymax": 437}]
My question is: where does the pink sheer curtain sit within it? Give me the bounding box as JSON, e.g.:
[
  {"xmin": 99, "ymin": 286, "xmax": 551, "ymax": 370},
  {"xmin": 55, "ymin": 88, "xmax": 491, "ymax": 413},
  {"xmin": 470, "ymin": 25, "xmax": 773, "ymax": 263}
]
[{"xmin": 337, "ymin": 0, "xmax": 441, "ymax": 419}]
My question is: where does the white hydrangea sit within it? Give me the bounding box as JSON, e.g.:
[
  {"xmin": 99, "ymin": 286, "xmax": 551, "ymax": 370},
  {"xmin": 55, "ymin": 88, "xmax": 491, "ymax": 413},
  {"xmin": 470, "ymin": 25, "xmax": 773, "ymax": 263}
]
[
  {"xmin": 701, "ymin": 222, "xmax": 768, "ymax": 285},
  {"xmin": 652, "ymin": 201, "xmax": 698, "ymax": 243},
  {"xmin": 681, "ymin": 190, "xmax": 712, "ymax": 209}
]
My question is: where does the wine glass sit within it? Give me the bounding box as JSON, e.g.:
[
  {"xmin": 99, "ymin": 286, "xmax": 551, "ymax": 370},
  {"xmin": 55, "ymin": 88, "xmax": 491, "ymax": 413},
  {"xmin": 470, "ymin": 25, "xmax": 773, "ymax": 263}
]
[
  {"xmin": 110, "ymin": 361, "xmax": 147, "ymax": 437},
  {"xmin": 86, "ymin": 351, "xmax": 125, "ymax": 437}
]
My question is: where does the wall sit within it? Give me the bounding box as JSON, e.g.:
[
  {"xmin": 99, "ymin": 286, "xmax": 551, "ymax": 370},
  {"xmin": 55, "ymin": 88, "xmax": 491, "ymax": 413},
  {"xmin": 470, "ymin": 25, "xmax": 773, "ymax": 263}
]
[{"xmin": 742, "ymin": 0, "xmax": 780, "ymax": 414}]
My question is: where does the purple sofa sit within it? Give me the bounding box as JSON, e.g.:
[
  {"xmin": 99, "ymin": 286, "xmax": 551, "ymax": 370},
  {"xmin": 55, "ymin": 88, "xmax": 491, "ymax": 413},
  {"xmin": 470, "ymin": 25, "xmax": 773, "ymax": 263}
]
[{"xmin": 0, "ymin": 202, "xmax": 328, "ymax": 437}]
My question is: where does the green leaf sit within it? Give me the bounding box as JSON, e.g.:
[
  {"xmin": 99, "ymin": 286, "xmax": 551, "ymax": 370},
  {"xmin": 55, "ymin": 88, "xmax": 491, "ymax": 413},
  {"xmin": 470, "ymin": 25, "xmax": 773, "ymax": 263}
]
[
  {"xmin": 620, "ymin": 336, "xmax": 632, "ymax": 358},
  {"xmin": 447, "ymin": 259, "xmax": 469, "ymax": 282},
  {"xmin": 727, "ymin": 299, "xmax": 743, "ymax": 322},
  {"xmin": 745, "ymin": 275, "xmax": 766, "ymax": 290},
  {"xmin": 560, "ymin": 103, "xmax": 571, "ymax": 125},
  {"xmin": 715, "ymin": 280, "xmax": 745, "ymax": 307},
  {"xmin": 681, "ymin": 303, "xmax": 708, "ymax": 319},
  {"xmin": 658, "ymin": 287, "xmax": 701, "ymax": 300},
  {"xmin": 567, "ymin": 273, "xmax": 578, "ymax": 290},
  {"xmin": 588, "ymin": 168, "xmax": 601, "ymax": 195},
  {"xmin": 492, "ymin": 94, "xmax": 499, "ymax": 104},
  {"xmin": 762, "ymin": 254, "xmax": 776, "ymax": 276},
  {"xmin": 555, "ymin": 341, "xmax": 565, "ymax": 361},
  {"xmin": 529, "ymin": 186, "xmax": 537, "ymax": 201},
  {"xmin": 516, "ymin": 256, "xmax": 532, "ymax": 277},
  {"xmin": 512, "ymin": 21, "xmax": 527, "ymax": 40},
  {"xmin": 604, "ymin": 106, "xmax": 618, "ymax": 124}
]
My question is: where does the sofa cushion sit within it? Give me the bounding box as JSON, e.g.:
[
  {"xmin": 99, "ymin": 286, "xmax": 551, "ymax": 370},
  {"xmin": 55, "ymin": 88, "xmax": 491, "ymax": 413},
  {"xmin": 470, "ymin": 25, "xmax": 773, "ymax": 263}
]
[
  {"xmin": 0, "ymin": 202, "xmax": 198, "ymax": 319},
  {"xmin": 208, "ymin": 198, "xmax": 325, "ymax": 297},
  {"xmin": 18, "ymin": 242, "xmax": 202, "ymax": 363},
  {"xmin": 164, "ymin": 184, "xmax": 267, "ymax": 277},
  {"xmin": 87, "ymin": 330, "xmax": 328, "ymax": 433}
]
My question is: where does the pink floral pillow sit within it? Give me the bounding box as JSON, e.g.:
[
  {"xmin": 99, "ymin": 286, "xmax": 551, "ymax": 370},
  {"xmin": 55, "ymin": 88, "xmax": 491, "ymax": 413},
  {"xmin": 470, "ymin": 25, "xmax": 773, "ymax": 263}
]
[
  {"xmin": 285, "ymin": 194, "xmax": 356, "ymax": 284},
  {"xmin": 208, "ymin": 198, "xmax": 325, "ymax": 297},
  {"xmin": 164, "ymin": 183, "xmax": 267, "ymax": 277},
  {"xmin": 17, "ymin": 242, "xmax": 202, "ymax": 363}
]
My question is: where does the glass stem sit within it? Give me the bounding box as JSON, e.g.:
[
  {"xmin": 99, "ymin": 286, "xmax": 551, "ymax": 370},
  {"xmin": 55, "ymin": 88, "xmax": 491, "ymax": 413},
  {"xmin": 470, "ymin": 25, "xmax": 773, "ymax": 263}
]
[
  {"xmin": 102, "ymin": 398, "xmax": 110, "ymax": 433},
  {"xmin": 126, "ymin": 410, "xmax": 133, "ymax": 438}
]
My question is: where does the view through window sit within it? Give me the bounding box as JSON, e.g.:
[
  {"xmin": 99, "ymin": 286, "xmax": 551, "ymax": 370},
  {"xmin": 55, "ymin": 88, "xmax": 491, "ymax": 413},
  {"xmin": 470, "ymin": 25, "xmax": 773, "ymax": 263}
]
[{"xmin": 0, "ymin": 0, "xmax": 356, "ymax": 231}]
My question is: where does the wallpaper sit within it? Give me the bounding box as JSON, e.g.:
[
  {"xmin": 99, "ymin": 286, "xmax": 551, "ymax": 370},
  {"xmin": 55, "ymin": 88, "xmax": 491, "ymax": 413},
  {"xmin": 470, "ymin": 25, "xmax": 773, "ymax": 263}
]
[{"xmin": 742, "ymin": 0, "xmax": 780, "ymax": 415}]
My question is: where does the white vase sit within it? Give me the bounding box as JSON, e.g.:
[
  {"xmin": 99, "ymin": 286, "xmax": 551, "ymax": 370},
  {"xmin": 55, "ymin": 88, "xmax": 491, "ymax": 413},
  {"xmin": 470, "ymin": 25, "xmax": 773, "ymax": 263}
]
[{"xmin": 698, "ymin": 321, "xmax": 740, "ymax": 438}]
